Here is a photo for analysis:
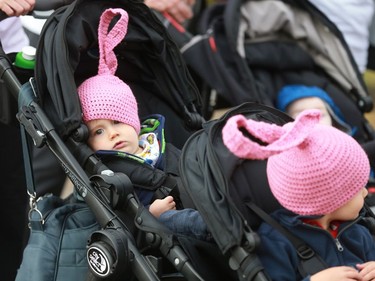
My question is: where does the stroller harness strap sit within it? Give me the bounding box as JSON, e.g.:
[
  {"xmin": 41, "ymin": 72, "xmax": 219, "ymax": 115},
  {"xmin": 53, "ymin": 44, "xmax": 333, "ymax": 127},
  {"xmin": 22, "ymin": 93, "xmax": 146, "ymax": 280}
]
[{"xmin": 246, "ymin": 201, "xmax": 328, "ymax": 277}]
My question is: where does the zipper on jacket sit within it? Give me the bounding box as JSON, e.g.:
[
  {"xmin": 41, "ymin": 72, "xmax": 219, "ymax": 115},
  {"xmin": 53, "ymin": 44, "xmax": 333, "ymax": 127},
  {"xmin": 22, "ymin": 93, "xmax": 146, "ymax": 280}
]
[
  {"xmin": 301, "ymin": 217, "xmax": 358, "ymax": 253},
  {"xmin": 334, "ymin": 238, "xmax": 344, "ymax": 252},
  {"xmin": 333, "ymin": 215, "xmax": 362, "ymax": 252}
]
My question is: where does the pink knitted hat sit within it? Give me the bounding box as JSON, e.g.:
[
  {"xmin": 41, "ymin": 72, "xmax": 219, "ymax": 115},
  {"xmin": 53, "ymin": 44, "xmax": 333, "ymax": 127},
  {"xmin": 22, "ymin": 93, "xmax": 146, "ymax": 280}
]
[
  {"xmin": 78, "ymin": 8, "xmax": 140, "ymax": 134},
  {"xmin": 222, "ymin": 110, "xmax": 370, "ymax": 216}
]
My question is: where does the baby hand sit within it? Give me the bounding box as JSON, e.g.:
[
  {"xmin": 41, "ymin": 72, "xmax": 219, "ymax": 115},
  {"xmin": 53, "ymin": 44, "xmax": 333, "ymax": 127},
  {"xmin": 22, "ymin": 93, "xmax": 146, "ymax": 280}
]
[
  {"xmin": 311, "ymin": 266, "xmax": 362, "ymax": 281},
  {"xmin": 149, "ymin": 196, "xmax": 176, "ymax": 218},
  {"xmin": 0, "ymin": 0, "xmax": 35, "ymax": 16},
  {"xmin": 357, "ymin": 262, "xmax": 375, "ymax": 280}
]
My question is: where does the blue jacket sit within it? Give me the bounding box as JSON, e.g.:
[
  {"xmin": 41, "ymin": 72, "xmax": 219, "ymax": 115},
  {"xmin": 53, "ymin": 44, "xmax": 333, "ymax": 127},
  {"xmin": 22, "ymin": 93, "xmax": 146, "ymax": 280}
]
[{"xmin": 256, "ymin": 208, "xmax": 375, "ymax": 281}]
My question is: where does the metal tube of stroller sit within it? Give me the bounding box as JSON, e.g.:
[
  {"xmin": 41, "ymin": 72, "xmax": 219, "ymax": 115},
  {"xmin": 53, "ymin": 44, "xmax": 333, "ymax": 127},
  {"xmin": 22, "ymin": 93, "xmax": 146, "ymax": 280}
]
[{"xmin": 124, "ymin": 193, "xmax": 205, "ymax": 281}]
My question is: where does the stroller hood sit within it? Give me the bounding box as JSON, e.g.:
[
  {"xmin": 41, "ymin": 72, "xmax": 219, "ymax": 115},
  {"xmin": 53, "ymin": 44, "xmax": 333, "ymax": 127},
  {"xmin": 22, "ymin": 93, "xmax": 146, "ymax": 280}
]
[
  {"xmin": 180, "ymin": 102, "xmax": 292, "ymax": 254},
  {"xmin": 35, "ymin": 0, "xmax": 203, "ymax": 145}
]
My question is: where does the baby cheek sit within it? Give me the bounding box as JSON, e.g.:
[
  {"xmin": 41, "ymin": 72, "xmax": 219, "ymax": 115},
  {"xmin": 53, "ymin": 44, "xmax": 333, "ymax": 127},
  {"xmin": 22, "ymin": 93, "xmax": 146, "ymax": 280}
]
[{"xmin": 88, "ymin": 137, "xmax": 103, "ymax": 151}]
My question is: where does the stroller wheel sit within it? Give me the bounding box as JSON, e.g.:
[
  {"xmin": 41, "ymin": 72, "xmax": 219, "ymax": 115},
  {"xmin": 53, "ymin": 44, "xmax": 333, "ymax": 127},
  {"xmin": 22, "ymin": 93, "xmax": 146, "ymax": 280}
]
[
  {"xmin": 87, "ymin": 229, "xmax": 129, "ymax": 279},
  {"xmin": 87, "ymin": 241, "xmax": 116, "ymax": 278}
]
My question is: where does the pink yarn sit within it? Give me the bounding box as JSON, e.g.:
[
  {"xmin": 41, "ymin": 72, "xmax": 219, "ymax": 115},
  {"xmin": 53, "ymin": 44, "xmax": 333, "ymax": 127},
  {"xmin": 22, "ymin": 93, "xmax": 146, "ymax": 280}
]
[
  {"xmin": 222, "ymin": 110, "xmax": 370, "ymax": 215},
  {"xmin": 78, "ymin": 8, "xmax": 140, "ymax": 134}
]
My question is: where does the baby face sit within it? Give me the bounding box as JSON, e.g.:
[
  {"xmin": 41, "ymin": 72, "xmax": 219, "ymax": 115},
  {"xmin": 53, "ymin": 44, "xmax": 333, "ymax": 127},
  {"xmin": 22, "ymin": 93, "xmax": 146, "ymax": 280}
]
[
  {"xmin": 86, "ymin": 119, "xmax": 140, "ymax": 154},
  {"xmin": 286, "ymin": 97, "xmax": 332, "ymax": 126},
  {"xmin": 329, "ymin": 187, "xmax": 368, "ymax": 221}
]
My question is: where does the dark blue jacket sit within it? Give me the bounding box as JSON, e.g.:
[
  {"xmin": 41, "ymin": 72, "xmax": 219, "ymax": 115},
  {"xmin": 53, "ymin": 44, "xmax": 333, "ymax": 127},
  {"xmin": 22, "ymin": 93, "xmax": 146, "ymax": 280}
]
[{"xmin": 256, "ymin": 208, "xmax": 375, "ymax": 281}]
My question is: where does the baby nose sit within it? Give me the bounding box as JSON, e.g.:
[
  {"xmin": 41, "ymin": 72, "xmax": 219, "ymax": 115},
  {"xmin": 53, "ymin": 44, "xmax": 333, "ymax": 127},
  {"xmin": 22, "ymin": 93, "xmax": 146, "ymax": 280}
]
[{"xmin": 109, "ymin": 128, "xmax": 119, "ymax": 139}]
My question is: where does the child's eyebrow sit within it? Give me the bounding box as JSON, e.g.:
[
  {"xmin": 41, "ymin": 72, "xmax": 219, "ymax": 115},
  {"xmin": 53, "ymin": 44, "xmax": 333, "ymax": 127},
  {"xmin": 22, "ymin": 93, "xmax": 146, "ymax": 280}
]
[{"xmin": 87, "ymin": 123, "xmax": 103, "ymax": 133}]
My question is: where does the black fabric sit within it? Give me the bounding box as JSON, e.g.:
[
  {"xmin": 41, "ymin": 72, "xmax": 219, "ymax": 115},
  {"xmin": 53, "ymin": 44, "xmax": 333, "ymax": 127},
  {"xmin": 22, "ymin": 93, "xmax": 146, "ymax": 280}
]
[
  {"xmin": 228, "ymin": 159, "xmax": 281, "ymax": 229},
  {"xmin": 180, "ymin": 102, "xmax": 293, "ymax": 279},
  {"xmin": 177, "ymin": 236, "xmax": 238, "ymax": 281},
  {"xmin": 362, "ymin": 139, "xmax": 375, "ymax": 169},
  {"xmin": 0, "ymin": 123, "xmax": 28, "ymax": 281},
  {"xmin": 98, "ymin": 145, "xmax": 196, "ymax": 213},
  {"xmin": 368, "ymin": 45, "xmax": 375, "ymax": 70},
  {"xmin": 180, "ymin": 102, "xmax": 292, "ymax": 253},
  {"xmin": 32, "ymin": 145, "xmax": 66, "ymax": 196},
  {"xmin": 101, "ymin": 154, "xmax": 174, "ymax": 192}
]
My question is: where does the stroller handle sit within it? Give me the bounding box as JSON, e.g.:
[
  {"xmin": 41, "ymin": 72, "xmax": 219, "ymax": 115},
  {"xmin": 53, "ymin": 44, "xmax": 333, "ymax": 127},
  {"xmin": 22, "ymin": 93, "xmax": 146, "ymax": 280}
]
[{"xmin": 0, "ymin": 46, "xmax": 22, "ymax": 98}]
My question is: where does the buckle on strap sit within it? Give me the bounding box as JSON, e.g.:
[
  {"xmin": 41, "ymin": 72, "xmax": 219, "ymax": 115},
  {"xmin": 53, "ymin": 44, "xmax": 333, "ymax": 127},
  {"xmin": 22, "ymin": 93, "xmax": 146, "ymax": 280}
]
[
  {"xmin": 297, "ymin": 244, "xmax": 315, "ymax": 260},
  {"xmin": 27, "ymin": 191, "xmax": 44, "ymax": 229}
]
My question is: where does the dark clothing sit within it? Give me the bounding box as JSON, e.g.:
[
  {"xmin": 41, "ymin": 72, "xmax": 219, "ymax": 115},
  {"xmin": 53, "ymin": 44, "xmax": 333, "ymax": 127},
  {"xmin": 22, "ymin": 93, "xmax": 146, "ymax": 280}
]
[
  {"xmin": 257, "ymin": 208, "xmax": 375, "ymax": 281},
  {"xmin": 0, "ymin": 123, "xmax": 28, "ymax": 281},
  {"xmin": 159, "ymin": 208, "xmax": 210, "ymax": 241},
  {"xmin": 32, "ymin": 146, "xmax": 66, "ymax": 196}
]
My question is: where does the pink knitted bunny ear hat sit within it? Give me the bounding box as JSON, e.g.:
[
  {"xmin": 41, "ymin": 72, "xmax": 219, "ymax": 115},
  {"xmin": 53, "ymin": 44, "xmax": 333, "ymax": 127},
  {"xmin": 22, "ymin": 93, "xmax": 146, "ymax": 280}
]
[
  {"xmin": 222, "ymin": 110, "xmax": 370, "ymax": 216},
  {"xmin": 77, "ymin": 8, "xmax": 140, "ymax": 134}
]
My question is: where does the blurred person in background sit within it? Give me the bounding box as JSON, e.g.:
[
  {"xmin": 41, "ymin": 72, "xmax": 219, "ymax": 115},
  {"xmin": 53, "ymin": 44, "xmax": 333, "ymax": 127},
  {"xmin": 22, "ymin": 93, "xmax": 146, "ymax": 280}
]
[
  {"xmin": 308, "ymin": 0, "xmax": 375, "ymax": 74},
  {"xmin": 146, "ymin": 0, "xmax": 196, "ymax": 24}
]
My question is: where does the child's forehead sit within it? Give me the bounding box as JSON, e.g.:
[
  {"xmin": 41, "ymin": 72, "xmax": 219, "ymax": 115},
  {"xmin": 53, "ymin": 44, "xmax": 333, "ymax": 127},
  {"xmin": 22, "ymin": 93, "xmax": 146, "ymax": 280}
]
[
  {"xmin": 292, "ymin": 96, "xmax": 325, "ymax": 105},
  {"xmin": 86, "ymin": 119, "xmax": 113, "ymax": 128},
  {"xmin": 288, "ymin": 96, "xmax": 327, "ymax": 111}
]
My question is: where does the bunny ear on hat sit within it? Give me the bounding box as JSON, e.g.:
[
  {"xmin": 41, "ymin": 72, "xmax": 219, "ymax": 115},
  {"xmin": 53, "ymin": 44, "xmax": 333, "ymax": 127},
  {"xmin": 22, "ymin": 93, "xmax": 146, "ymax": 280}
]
[
  {"xmin": 77, "ymin": 8, "xmax": 141, "ymax": 134},
  {"xmin": 222, "ymin": 110, "xmax": 321, "ymax": 160},
  {"xmin": 97, "ymin": 8, "xmax": 129, "ymax": 76}
]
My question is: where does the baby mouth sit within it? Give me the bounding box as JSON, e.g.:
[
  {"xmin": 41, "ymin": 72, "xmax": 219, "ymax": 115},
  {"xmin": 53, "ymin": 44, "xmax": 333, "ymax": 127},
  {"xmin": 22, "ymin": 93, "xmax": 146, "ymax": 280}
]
[{"xmin": 113, "ymin": 141, "xmax": 126, "ymax": 150}]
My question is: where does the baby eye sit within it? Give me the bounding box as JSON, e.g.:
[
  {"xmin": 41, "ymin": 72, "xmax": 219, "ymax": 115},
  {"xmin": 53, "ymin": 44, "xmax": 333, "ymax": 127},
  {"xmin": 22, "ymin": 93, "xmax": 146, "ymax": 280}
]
[{"xmin": 94, "ymin": 128, "xmax": 104, "ymax": 135}]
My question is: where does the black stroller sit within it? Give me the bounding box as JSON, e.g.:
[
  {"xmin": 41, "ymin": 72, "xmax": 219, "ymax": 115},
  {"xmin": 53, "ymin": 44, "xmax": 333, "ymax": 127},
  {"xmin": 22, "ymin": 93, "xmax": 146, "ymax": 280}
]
[
  {"xmin": 179, "ymin": 101, "xmax": 375, "ymax": 281},
  {"xmin": 165, "ymin": 0, "xmax": 375, "ymax": 145},
  {"xmin": 0, "ymin": 0, "xmax": 236, "ymax": 280}
]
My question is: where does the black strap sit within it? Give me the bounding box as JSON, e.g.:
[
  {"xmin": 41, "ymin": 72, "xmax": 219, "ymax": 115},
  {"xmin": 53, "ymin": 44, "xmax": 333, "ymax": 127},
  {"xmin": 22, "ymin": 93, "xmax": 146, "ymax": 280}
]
[
  {"xmin": 18, "ymin": 81, "xmax": 38, "ymax": 197},
  {"xmin": 20, "ymin": 123, "xmax": 35, "ymax": 196},
  {"xmin": 246, "ymin": 201, "xmax": 328, "ymax": 277}
]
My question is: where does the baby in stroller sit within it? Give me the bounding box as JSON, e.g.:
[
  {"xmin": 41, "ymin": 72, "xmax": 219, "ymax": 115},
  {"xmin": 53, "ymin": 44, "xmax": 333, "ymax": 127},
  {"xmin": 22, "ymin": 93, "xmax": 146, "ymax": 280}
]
[
  {"xmin": 223, "ymin": 109, "xmax": 375, "ymax": 280},
  {"xmin": 277, "ymin": 85, "xmax": 353, "ymax": 135},
  {"xmin": 77, "ymin": 7, "xmax": 210, "ymax": 242},
  {"xmin": 276, "ymin": 84, "xmax": 375, "ymax": 196}
]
